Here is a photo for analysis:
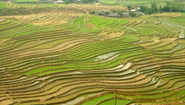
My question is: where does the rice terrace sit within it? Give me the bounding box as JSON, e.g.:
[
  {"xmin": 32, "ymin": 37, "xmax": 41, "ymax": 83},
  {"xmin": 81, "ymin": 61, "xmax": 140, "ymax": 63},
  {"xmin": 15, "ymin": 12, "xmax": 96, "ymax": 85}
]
[{"xmin": 0, "ymin": 0, "xmax": 185, "ymax": 105}]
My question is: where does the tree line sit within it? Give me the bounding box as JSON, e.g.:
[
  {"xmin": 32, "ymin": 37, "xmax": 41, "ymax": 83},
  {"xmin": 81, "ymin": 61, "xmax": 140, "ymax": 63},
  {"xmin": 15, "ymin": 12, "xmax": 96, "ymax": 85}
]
[{"xmin": 138, "ymin": 0, "xmax": 185, "ymax": 15}]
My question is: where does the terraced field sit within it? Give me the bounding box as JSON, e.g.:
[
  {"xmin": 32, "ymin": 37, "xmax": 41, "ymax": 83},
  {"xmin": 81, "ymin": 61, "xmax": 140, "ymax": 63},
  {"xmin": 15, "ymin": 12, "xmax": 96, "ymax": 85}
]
[{"xmin": 0, "ymin": 3, "xmax": 185, "ymax": 105}]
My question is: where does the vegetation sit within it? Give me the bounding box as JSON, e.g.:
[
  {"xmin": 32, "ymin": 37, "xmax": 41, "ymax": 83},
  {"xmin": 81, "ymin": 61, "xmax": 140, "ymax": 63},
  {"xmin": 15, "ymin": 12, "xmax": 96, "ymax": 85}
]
[
  {"xmin": 139, "ymin": 0, "xmax": 185, "ymax": 14},
  {"xmin": 13, "ymin": 0, "xmax": 38, "ymax": 3},
  {"xmin": 0, "ymin": 1, "xmax": 185, "ymax": 105},
  {"xmin": 99, "ymin": 0, "xmax": 170, "ymax": 6},
  {"xmin": 171, "ymin": 13, "xmax": 185, "ymax": 26}
]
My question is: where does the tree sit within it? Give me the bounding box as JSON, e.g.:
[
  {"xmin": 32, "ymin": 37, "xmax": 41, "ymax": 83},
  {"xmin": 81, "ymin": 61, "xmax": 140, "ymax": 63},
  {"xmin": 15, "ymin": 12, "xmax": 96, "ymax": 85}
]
[
  {"xmin": 151, "ymin": 1, "xmax": 158, "ymax": 13},
  {"xmin": 127, "ymin": 5, "xmax": 131, "ymax": 12},
  {"xmin": 140, "ymin": 6, "xmax": 148, "ymax": 13},
  {"xmin": 170, "ymin": 1, "xmax": 184, "ymax": 12},
  {"xmin": 82, "ymin": 0, "xmax": 95, "ymax": 3},
  {"xmin": 65, "ymin": 0, "xmax": 75, "ymax": 3},
  {"xmin": 129, "ymin": 12, "xmax": 136, "ymax": 17},
  {"xmin": 90, "ymin": 11, "xmax": 94, "ymax": 14},
  {"xmin": 105, "ymin": 11, "xmax": 110, "ymax": 16},
  {"xmin": 117, "ymin": 10, "xmax": 123, "ymax": 16},
  {"xmin": 161, "ymin": 6, "xmax": 170, "ymax": 12},
  {"xmin": 139, "ymin": 5, "xmax": 152, "ymax": 14}
]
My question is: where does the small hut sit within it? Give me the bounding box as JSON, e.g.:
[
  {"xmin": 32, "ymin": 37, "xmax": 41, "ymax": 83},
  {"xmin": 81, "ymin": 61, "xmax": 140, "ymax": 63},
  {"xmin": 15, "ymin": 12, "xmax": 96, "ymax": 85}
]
[
  {"xmin": 57, "ymin": 0, "xmax": 64, "ymax": 4},
  {"xmin": 108, "ymin": 12, "xmax": 120, "ymax": 17},
  {"xmin": 122, "ymin": 12, "xmax": 130, "ymax": 18}
]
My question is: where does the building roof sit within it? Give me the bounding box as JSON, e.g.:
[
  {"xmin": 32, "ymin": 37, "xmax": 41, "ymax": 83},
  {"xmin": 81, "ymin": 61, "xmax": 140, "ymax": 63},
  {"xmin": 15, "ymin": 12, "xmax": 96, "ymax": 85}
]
[{"xmin": 109, "ymin": 12, "xmax": 120, "ymax": 17}]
